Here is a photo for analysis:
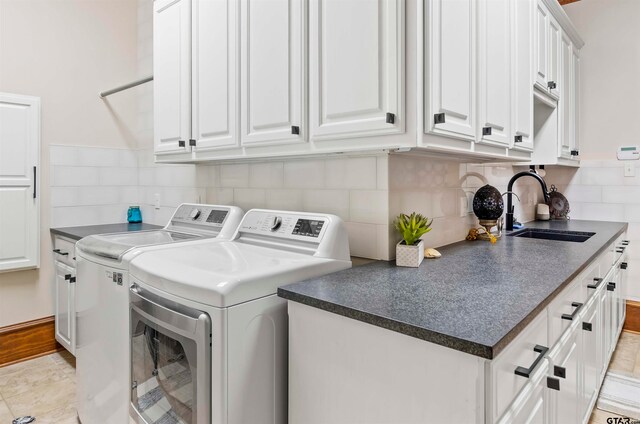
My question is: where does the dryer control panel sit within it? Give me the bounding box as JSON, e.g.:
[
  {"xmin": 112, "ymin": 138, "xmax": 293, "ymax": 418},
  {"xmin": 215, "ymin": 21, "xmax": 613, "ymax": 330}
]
[
  {"xmin": 170, "ymin": 204, "xmax": 230, "ymax": 228},
  {"xmin": 238, "ymin": 210, "xmax": 330, "ymax": 242}
]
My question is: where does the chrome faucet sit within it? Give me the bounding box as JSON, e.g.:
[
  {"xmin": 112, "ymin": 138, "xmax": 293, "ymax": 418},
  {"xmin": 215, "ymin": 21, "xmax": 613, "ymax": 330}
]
[{"xmin": 506, "ymin": 170, "xmax": 551, "ymax": 231}]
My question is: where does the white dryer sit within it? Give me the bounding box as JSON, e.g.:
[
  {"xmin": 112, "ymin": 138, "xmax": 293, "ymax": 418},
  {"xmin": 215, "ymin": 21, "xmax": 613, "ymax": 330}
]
[
  {"xmin": 128, "ymin": 209, "xmax": 351, "ymax": 424},
  {"xmin": 75, "ymin": 204, "xmax": 243, "ymax": 424}
]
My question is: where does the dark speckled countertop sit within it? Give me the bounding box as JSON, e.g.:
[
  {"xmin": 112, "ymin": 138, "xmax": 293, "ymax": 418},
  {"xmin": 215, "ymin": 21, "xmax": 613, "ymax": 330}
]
[
  {"xmin": 51, "ymin": 223, "xmax": 163, "ymax": 241},
  {"xmin": 278, "ymin": 220, "xmax": 628, "ymax": 360}
]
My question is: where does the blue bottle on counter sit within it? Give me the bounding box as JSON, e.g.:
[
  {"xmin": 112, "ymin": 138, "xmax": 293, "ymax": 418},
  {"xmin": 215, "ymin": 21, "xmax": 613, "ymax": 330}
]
[{"xmin": 127, "ymin": 206, "xmax": 142, "ymax": 223}]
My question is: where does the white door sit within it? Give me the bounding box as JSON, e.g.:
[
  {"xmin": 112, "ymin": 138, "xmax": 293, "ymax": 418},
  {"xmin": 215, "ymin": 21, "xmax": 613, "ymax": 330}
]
[
  {"xmin": 310, "ymin": 0, "xmax": 404, "ymax": 140},
  {"xmin": 0, "ymin": 93, "xmax": 40, "ymax": 272},
  {"xmin": 191, "ymin": 0, "xmax": 239, "ymax": 151},
  {"xmin": 533, "ymin": 1, "xmax": 549, "ymax": 91},
  {"xmin": 240, "ymin": 0, "xmax": 304, "ymax": 146},
  {"xmin": 548, "ymin": 326, "xmax": 581, "ymax": 424},
  {"xmin": 559, "ymin": 33, "xmax": 572, "ymax": 159},
  {"xmin": 55, "ymin": 261, "xmax": 75, "ymax": 354},
  {"xmin": 153, "ymin": 0, "xmax": 192, "ymax": 155},
  {"xmin": 548, "ymin": 16, "xmax": 561, "ymax": 98},
  {"xmin": 426, "ymin": 0, "xmax": 476, "ymax": 141},
  {"xmin": 478, "ymin": 0, "xmax": 511, "ymax": 147},
  {"xmin": 512, "ymin": 0, "xmax": 534, "ymax": 151}
]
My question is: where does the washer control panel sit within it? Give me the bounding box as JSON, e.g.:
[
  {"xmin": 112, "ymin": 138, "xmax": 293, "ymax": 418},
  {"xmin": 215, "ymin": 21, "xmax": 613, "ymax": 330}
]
[
  {"xmin": 170, "ymin": 204, "xmax": 229, "ymax": 228},
  {"xmin": 239, "ymin": 210, "xmax": 329, "ymax": 242}
]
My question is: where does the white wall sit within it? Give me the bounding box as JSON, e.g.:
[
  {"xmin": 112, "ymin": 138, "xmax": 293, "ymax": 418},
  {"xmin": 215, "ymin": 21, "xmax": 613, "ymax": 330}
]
[
  {"xmin": 0, "ymin": 0, "xmax": 140, "ymax": 327},
  {"xmin": 551, "ymin": 0, "xmax": 640, "ymax": 300}
]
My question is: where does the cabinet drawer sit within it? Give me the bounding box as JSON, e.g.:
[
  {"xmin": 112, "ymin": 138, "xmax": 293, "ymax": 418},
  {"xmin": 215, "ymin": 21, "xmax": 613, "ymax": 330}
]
[
  {"xmin": 490, "ymin": 311, "xmax": 548, "ymax": 423},
  {"xmin": 53, "ymin": 236, "xmax": 76, "ymax": 267},
  {"xmin": 548, "ymin": 278, "xmax": 584, "ymax": 346}
]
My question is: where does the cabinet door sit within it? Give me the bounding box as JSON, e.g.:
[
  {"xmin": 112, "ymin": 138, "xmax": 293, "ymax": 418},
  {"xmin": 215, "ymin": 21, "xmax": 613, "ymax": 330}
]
[
  {"xmin": 0, "ymin": 94, "xmax": 40, "ymax": 271},
  {"xmin": 240, "ymin": 0, "xmax": 304, "ymax": 146},
  {"xmin": 310, "ymin": 0, "xmax": 403, "ymax": 141},
  {"xmin": 581, "ymin": 298, "xmax": 600, "ymax": 422},
  {"xmin": 547, "ymin": 16, "xmax": 561, "ymax": 98},
  {"xmin": 571, "ymin": 46, "xmax": 580, "ymax": 159},
  {"xmin": 548, "ymin": 326, "xmax": 581, "ymax": 424},
  {"xmin": 478, "ymin": 0, "xmax": 511, "ymax": 147},
  {"xmin": 191, "ymin": 0, "xmax": 238, "ymax": 151},
  {"xmin": 426, "ymin": 0, "xmax": 475, "ymax": 141},
  {"xmin": 153, "ymin": 0, "xmax": 191, "ymax": 155},
  {"xmin": 497, "ymin": 359, "xmax": 549, "ymax": 424},
  {"xmin": 533, "ymin": 1, "xmax": 548, "ymax": 90},
  {"xmin": 558, "ymin": 33, "xmax": 573, "ymax": 159},
  {"xmin": 55, "ymin": 261, "xmax": 75, "ymax": 355},
  {"xmin": 512, "ymin": 0, "xmax": 534, "ymax": 151}
]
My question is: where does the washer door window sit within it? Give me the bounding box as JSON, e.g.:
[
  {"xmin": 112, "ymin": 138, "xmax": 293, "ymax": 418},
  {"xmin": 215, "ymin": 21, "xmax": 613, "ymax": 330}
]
[{"xmin": 130, "ymin": 286, "xmax": 211, "ymax": 424}]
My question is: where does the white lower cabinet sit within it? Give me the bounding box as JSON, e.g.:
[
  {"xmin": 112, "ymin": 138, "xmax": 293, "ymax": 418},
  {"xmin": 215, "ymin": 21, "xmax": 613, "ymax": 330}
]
[
  {"xmin": 547, "ymin": 322, "xmax": 581, "ymax": 424},
  {"xmin": 54, "ymin": 260, "xmax": 76, "ymax": 355},
  {"xmin": 581, "ymin": 296, "xmax": 601, "ymax": 423},
  {"xmin": 497, "ymin": 359, "xmax": 549, "ymax": 424}
]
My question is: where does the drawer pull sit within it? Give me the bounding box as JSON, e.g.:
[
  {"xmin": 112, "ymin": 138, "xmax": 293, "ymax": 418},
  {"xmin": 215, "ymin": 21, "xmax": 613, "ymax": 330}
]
[
  {"xmin": 514, "ymin": 345, "xmax": 549, "ymax": 378},
  {"xmin": 64, "ymin": 274, "xmax": 71, "ymax": 280},
  {"xmin": 554, "ymin": 365, "xmax": 566, "ymax": 378},
  {"xmin": 622, "ymin": 240, "xmax": 630, "ymax": 245},
  {"xmin": 547, "ymin": 377, "xmax": 560, "ymax": 391},
  {"xmin": 69, "ymin": 277, "xmax": 76, "ymax": 284},
  {"xmin": 617, "ymin": 247, "xmax": 625, "ymax": 253},
  {"xmin": 583, "ymin": 322, "xmax": 593, "ymax": 331},
  {"xmin": 621, "ymin": 262, "xmax": 628, "ymax": 270},
  {"xmin": 561, "ymin": 302, "xmax": 583, "ymax": 321},
  {"xmin": 53, "ymin": 249, "xmax": 69, "ymax": 256},
  {"xmin": 588, "ymin": 278, "xmax": 603, "ymax": 289},
  {"xmin": 607, "ymin": 282, "xmax": 616, "ymax": 292}
]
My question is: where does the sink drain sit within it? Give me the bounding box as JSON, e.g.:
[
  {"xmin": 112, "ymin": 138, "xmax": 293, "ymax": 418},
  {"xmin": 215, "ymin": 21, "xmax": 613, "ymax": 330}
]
[{"xmin": 13, "ymin": 417, "xmax": 36, "ymax": 424}]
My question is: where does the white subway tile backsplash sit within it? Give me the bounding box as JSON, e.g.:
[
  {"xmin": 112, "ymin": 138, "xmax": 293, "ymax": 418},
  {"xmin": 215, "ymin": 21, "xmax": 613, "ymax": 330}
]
[
  {"xmin": 51, "ymin": 166, "xmax": 100, "ymax": 187},
  {"xmin": 284, "ymin": 160, "xmax": 325, "ymax": 188},
  {"xmin": 220, "ymin": 164, "xmax": 249, "ymax": 188},
  {"xmin": 233, "ymin": 188, "xmax": 266, "ymax": 210},
  {"xmin": 580, "ymin": 167, "xmax": 625, "ymax": 186},
  {"xmin": 602, "ymin": 187, "xmax": 640, "ymax": 204},
  {"xmin": 349, "ymin": 190, "xmax": 388, "ymax": 224},
  {"xmin": 78, "ymin": 147, "xmax": 122, "ymax": 167},
  {"xmin": 98, "ymin": 167, "xmax": 138, "ymax": 186},
  {"xmin": 265, "ymin": 189, "xmax": 303, "ymax": 211},
  {"xmin": 325, "ymin": 157, "xmax": 377, "ymax": 190},
  {"xmin": 302, "ymin": 190, "xmax": 350, "ymax": 221},
  {"xmin": 345, "ymin": 222, "xmax": 380, "ymax": 259},
  {"xmin": 50, "ymin": 187, "xmax": 78, "ymax": 207},
  {"xmin": 575, "ymin": 202, "xmax": 625, "ymax": 221},
  {"xmin": 249, "ymin": 162, "xmax": 284, "ymax": 188}
]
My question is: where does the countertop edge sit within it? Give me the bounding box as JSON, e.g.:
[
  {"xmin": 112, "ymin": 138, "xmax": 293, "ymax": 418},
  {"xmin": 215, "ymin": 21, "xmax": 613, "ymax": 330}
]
[
  {"xmin": 50, "ymin": 223, "xmax": 164, "ymax": 241},
  {"xmin": 277, "ymin": 287, "xmax": 494, "ymax": 359}
]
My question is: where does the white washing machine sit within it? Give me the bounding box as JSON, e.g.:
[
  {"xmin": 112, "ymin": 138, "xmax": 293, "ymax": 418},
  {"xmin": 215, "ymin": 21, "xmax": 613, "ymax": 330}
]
[
  {"xmin": 127, "ymin": 209, "xmax": 351, "ymax": 424},
  {"xmin": 75, "ymin": 203, "xmax": 244, "ymax": 424}
]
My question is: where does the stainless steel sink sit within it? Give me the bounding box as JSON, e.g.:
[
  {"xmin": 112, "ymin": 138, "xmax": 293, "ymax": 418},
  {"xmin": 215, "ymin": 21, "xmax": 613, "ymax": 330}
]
[{"xmin": 508, "ymin": 228, "xmax": 595, "ymax": 243}]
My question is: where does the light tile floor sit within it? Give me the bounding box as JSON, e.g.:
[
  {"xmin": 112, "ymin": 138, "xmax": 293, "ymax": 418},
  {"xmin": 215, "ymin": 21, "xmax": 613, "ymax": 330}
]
[{"xmin": 0, "ymin": 333, "xmax": 639, "ymax": 423}]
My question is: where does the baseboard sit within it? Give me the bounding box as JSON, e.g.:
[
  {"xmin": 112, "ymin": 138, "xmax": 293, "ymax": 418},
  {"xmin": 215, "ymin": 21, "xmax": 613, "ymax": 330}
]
[
  {"xmin": 624, "ymin": 300, "xmax": 640, "ymax": 334},
  {"xmin": 0, "ymin": 316, "xmax": 63, "ymax": 367}
]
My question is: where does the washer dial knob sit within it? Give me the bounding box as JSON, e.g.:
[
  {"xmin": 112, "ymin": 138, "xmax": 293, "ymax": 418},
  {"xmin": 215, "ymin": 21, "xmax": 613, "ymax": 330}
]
[
  {"xmin": 189, "ymin": 208, "xmax": 201, "ymax": 220},
  {"xmin": 270, "ymin": 216, "xmax": 283, "ymax": 231}
]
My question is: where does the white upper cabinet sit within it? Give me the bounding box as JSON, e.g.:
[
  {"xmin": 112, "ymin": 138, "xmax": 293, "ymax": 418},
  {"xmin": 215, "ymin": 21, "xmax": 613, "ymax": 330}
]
[
  {"xmin": 572, "ymin": 45, "xmax": 580, "ymax": 158},
  {"xmin": 559, "ymin": 32, "xmax": 573, "ymax": 159},
  {"xmin": 548, "ymin": 16, "xmax": 561, "ymax": 98},
  {"xmin": 240, "ymin": 0, "xmax": 305, "ymax": 146},
  {"xmin": 0, "ymin": 93, "xmax": 40, "ymax": 272},
  {"xmin": 153, "ymin": 0, "xmax": 192, "ymax": 155},
  {"xmin": 425, "ymin": 0, "xmax": 476, "ymax": 141},
  {"xmin": 512, "ymin": 0, "xmax": 534, "ymax": 151},
  {"xmin": 533, "ymin": 1, "xmax": 549, "ymax": 91},
  {"xmin": 310, "ymin": 0, "xmax": 404, "ymax": 141},
  {"xmin": 478, "ymin": 0, "xmax": 511, "ymax": 148},
  {"xmin": 191, "ymin": 0, "xmax": 238, "ymax": 151}
]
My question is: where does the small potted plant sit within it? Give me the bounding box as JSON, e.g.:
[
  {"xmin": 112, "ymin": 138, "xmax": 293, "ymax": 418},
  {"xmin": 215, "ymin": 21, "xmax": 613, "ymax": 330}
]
[{"xmin": 394, "ymin": 212, "xmax": 433, "ymax": 268}]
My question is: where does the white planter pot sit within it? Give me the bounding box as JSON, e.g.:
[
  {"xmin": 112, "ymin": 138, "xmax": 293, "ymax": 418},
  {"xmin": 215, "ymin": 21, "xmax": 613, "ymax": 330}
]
[{"xmin": 395, "ymin": 240, "xmax": 424, "ymax": 268}]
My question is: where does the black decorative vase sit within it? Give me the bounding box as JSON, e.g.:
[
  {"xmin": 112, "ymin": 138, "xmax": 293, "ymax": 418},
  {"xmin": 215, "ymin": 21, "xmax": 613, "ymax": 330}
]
[{"xmin": 472, "ymin": 184, "xmax": 504, "ymax": 235}]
